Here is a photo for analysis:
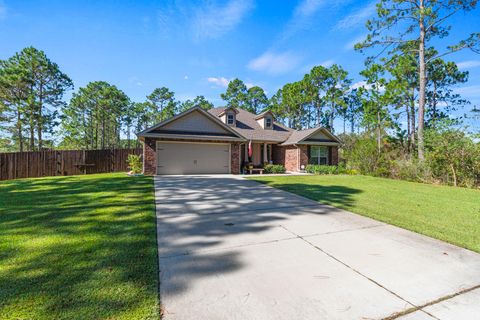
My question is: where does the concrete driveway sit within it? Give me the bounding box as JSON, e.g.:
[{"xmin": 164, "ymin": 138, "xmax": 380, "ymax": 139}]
[{"xmin": 155, "ymin": 175, "xmax": 480, "ymax": 320}]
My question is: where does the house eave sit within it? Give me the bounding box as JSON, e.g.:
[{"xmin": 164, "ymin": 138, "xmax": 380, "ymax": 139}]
[
  {"xmin": 138, "ymin": 133, "xmax": 247, "ymax": 142},
  {"xmin": 280, "ymin": 141, "xmax": 340, "ymax": 146}
]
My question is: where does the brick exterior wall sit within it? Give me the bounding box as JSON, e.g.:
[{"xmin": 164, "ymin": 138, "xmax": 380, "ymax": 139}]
[
  {"xmin": 298, "ymin": 145, "xmax": 309, "ymax": 170},
  {"xmin": 142, "ymin": 138, "xmax": 241, "ymax": 175},
  {"xmin": 230, "ymin": 142, "xmax": 241, "ymax": 174},
  {"xmin": 330, "ymin": 146, "xmax": 339, "ymax": 165},
  {"xmin": 143, "ymin": 137, "xmax": 157, "ymax": 175},
  {"xmin": 272, "ymin": 145, "xmax": 299, "ymax": 172}
]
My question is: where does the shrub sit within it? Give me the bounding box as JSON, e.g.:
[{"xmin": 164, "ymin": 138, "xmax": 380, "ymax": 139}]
[
  {"xmin": 305, "ymin": 165, "xmax": 338, "ymax": 175},
  {"xmin": 263, "ymin": 164, "xmax": 286, "ymax": 174},
  {"xmin": 127, "ymin": 154, "xmax": 142, "ymax": 174}
]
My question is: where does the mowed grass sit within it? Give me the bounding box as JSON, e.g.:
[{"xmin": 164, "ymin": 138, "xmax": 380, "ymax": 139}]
[
  {"xmin": 250, "ymin": 175, "xmax": 480, "ymax": 253},
  {"xmin": 0, "ymin": 173, "xmax": 159, "ymax": 320}
]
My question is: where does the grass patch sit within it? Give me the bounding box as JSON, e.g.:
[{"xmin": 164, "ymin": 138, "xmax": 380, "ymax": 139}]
[
  {"xmin": 249, "ymin": 175, "xmax": 480, "ymax": 253},
  {"xmin": 0, "ymin": 173, "xmax": 159, "ymax": 320}
]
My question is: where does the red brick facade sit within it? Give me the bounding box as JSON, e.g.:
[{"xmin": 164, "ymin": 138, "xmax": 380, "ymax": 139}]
[
  {"xmin": 330, "ymin": 146, "xmax": 339, "ymax": 166},
  {"xmin": 230, "ymin": 142, "xmax": 241, "ymax": 174},
  {"xmin": 298, "ymin": 145, "xmax": 309, "ymax": 170},
  {"xmin": 272, "ymin": 144, "xmax": 339, "ymax": 172},
  {"xmin": 272, "ymin": 145, "xmax": 298, "ymax": 172},
  {"xmin": 143, "ymin": 137, "xmax": 157, "ymax": 175},
  {"xmin": 143, "ymin": 138, "xmax": 339, "ymax": 175}
]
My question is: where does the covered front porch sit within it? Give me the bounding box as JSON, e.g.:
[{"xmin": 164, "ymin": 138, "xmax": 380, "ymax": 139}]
[{"xmin": 240, "ymin": 141, "xmax": 274, "ymax": 168}]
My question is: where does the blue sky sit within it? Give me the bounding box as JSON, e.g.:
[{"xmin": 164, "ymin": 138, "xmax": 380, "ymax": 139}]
[{"xmin": 1, "ymin": 0, "xmax": 479, "ymax": 130}]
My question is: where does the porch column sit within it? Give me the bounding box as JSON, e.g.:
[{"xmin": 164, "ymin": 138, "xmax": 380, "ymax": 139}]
[
  {"xmin": 263, "ymin": 142, "xmax": 267, "ymax": 164},
  {"xmin": 269, "ymin": 144, "xmax": 272, "ymax": 163},
  {"xmin": 244, "ymin": 143, "xmax": 249, "ymax": 162}
]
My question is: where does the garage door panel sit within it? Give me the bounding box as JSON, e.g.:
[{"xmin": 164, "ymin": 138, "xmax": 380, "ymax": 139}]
[{"xmin": 157, "ymin": 142, "xmax": 230, "ymax": 175}]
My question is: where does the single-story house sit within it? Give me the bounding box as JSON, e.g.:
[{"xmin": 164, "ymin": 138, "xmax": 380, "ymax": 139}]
[{"xmin": 137, "ymin": 106, "xmax": 341, "ymax": 175}]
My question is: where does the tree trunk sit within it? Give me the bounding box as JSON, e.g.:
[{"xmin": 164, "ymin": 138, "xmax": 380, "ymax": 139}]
[
  {"xmin": 329, "ymin": 103, "xmax": 334, "ymax": 130},
  {"xmin": 17, "ymin": 110, "xmax": 23, "ymax": 152},
  {"xmin": 417, "ymin": 0, "xmax": 426, "ymax": 161},
  {"xmin": 410, "ymin": 88, "xmax": 416, "ymax": 152},
  {"xmin": 37, "ymin": 83, "xmax": 44, "ymax": 150},
  {"xmin": 29, "ymin": 107, "xmax": 35, "ymax": 151},
  {"xmin": 432, "ymin": 81, "xmax": 437, "ymax": 128},
  {"xmin": 406, "ymin": 103, "xmax": 411, "ymax": 154},
  {"xmin": 450, "ymin": 163, "xmax": 457, "ymax": 187},
  {"xmin": 377, "ymin": 111, "xmax": 381, "ymax": 153}
]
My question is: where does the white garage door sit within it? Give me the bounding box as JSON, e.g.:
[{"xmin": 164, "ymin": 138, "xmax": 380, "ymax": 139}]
[{"xmin": 156, "ymin": 142, "xmax": 230, "ymax": 175}]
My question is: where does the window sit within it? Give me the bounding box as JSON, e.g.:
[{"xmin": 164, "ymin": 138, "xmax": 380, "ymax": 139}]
[
  {"xmin": 227, "ymin": 114, "xmax": 235, "ymax": 125},
  {"xmin": 265, "ymin": 118, "xmax": 272, "ymax": 128},
  {"xmin": 309, "ymin": 146, "xmax": 328, "ymax": 165}
]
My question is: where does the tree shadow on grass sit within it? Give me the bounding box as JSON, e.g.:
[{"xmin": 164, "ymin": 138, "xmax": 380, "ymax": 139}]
[
  {"xmin": 0, "ymin": 174, "xmax": 160, "ymax": 320},
  {"xmin": 253, "ymin": 180, "xmax": 363, "ymax": 210}
]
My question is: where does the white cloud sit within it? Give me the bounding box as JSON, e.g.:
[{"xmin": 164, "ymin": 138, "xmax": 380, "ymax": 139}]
[
  {"xmin": 245, "ymin": 82, "xmax": 255, "ymax": 89},
  {"xmin": 455, "ymin": 85, "xmax": 480, "ymax": 97},
  {"xmin": 320, "ymin": 59, "xmax": 335, "ymax": 67},
  {"xmin": 294, "ymin": 0, "xmax": 327, "ymax": 17},
  {"xmin": 344, "ymin": 34, "xmax": 366, "ymax": 50},
  {"xmin": 351, "ymin": 81, "xmax": 367, "ymax": 90},
  {"xmin": 334, "ymin": 2, "xmax": 376, "ymax": 30},
  {"xmin": 248, "ymin": 51, "xmax": 301, "ymax": 75},
  {"xmin": 192, "ymin": 0, "xmax": 254, "ymax": 40},
  {"xmin": 184, "ymin": 75, "xmax": 189, "ymax": 80},
  {"xmin": 457, "ymin": 60, "xmax": 480, "ymax": 70},
  {"xmin": 207, "ymin": 77, "xmax": 230, "ymax": 88},
  {"xmin": 301, "ymin": 60, "xmax": 335, "ymax": 73},
  {"xmin": 282, "ymin": 0, "xmax": 350, "ymax": 39},
  {"xmin": 0, "ymin": 1, "xmax": 6, "ymax": 20}
]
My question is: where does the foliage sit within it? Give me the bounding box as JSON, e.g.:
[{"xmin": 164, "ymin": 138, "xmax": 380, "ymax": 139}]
[
  {"xmin": 425, "ymin": 127, "xmax": 480, "ymax": 187},
  {"xmin": 355, "ymin": 0, "xmax": 480, "ymax": 160},
  {"xmin": 250, "ymin": 175, "xmax": 480, "ymax": 253},
  {"xmin": 127, "ymin": 154, "xmax": 143, "ymax": 174},
  {"xmin": 178, "ymin": 95, "xmax": 214, "ymax": 113},
  {"xmin": 342, "ymin": 134, "xmax": 392, "ymax": 177},
  {"xmin": 341, "ymin": 127, "xmax": 480, "ymax": 188},
  {"xmin": 61, "ymin": 81, "xmax": 130, "ymax": 149},
  {"xmin": 0, "ymin": 173, "xmax": 159, "ymax": 319},
  {"xmin": 263, "ymin": 164, "xmax": 286, "ymax": 174},
  {"xmin": 305, "ymin": 165, "xmax": 338, "ymax": 175},
  {"xmin": 146, "ymin": 87, "xmax": 177, "ymax": 124},
  {"xmin": 220, "ymin": 78, "xmax": 248, "ymax": 109},
  {"xmin": 0, "ymin": 47, "xmax": 73, "ymax": 151}
]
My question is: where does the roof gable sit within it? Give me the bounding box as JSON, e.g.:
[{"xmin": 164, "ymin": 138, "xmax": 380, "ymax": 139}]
[
  {"xmin": 280, "ymin": 127, "xmax": 341, "ymax": 146},
  {"xmin": 137, "ymin": 107, "xmax": 246, "ymax": 140}
]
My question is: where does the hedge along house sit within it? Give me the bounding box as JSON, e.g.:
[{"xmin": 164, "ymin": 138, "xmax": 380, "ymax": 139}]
[{"xmin": 137, "ymin": 106, "xmax": 341, "ymax": 175}]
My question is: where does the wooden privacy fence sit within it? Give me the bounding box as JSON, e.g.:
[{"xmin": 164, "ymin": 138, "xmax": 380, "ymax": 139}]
[{"xmin": 0, "ymin": 148, "xmax": 142, "ymax": 181}]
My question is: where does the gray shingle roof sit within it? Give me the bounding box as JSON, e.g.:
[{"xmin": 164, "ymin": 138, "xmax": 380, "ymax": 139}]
[
  {"xmin": 208, "ymin": 107, "xmax": 293, "ymax": 142},
  {"xmin": 278, "ymin": 127, "xmax": 319, "ymax": 146}
]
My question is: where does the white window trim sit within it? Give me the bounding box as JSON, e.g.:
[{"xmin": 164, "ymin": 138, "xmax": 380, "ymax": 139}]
[
  {"xmin": 227, "ymin": 114, "xmax": 235, "ymax": 125},
  {"xmin": 265, "ymin": 118, "xmax": 272, "ymax": 128}
]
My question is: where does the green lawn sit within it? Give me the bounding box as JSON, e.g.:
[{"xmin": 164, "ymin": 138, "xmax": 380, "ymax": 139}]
[
  {"xmin": 0, "ymin": 173, "xmax": 159, "ymax": 320},
  {"xmin": 250, "ymin": 175, "xmax": 480, "ymax": 253}
]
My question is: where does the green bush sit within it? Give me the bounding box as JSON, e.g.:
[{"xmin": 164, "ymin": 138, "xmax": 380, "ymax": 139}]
[
  {"xmin": 263, "ymin": 164, "xmax": 286, "ymax": 174},
  {"xmin": 305, "ymin": 165, "xmax": 338, "ymax": 175},
  {"xmin": 127, "ymin": 154, "xmax": 143, "ymax": 174}
]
